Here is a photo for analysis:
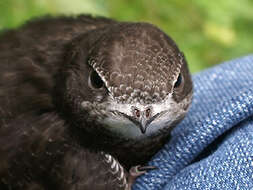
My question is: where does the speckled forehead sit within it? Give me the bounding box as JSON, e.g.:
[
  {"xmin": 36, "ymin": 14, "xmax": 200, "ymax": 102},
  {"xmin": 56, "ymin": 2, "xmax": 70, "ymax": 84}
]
[{"xmin": 89, "ymin": 24, "xmax": 184, "ymax": 104}]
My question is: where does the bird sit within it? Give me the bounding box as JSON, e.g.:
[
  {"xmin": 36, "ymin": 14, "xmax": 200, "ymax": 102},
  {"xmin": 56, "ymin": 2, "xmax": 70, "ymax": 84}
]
[{"xmin": 0, "ymin": 15, "xmax": 193, "ymax": 190}]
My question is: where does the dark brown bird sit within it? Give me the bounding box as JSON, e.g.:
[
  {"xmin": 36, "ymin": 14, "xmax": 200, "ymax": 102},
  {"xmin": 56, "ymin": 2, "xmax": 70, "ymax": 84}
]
[{"xmin": 0, "ymin": 15, "xmax": 193, "ymax": 190}]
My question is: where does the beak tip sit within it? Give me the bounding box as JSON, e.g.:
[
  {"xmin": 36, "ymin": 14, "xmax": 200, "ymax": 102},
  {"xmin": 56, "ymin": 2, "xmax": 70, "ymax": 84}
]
[{"xmin": 140, "ymin": 125, "xmax": 147, "ymax": 134}]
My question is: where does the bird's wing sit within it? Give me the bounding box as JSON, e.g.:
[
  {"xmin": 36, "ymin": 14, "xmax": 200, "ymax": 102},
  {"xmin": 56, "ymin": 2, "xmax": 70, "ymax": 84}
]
[
  {"xmin": 0, "ymin": 112, "xmax": 67, "ymax": 189},
  {"xmin": 51, "ymin": 150, "xmax": 129, "ymax": 190},
  {"xmin": 0, "ymin": 111, "xmax": 129, "ymax": 190}
]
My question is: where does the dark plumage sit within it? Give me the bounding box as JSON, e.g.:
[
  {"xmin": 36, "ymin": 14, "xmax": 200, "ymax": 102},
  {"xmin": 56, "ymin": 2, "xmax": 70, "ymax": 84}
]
[{"xmin": 0, "ymin": 15, "xmax": 193, "ymax": 190}]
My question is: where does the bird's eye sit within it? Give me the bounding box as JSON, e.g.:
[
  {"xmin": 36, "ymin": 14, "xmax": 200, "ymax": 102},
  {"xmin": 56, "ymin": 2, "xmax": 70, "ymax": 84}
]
[
  {"xmin": 89, "ymin": 70, "xmax": 104, "ymax": 89},
  {"xmin": 174, "ymin": 73, "xmax": 182, "ymax": 88}
]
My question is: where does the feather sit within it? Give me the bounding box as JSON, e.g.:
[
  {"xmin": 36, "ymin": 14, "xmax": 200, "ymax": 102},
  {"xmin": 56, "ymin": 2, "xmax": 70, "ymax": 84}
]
[{"xmin": 0, "ymin": 15, "xmax": 192, "ymax": 189}]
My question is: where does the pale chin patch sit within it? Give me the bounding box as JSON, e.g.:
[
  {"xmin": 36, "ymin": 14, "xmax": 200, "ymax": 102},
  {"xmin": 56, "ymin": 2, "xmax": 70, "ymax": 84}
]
[
  {"xmin": 102, "ymin": 118, "xmax": 142, "ymax": 138},
  {"xmin": 100, "ymin": 94, "xmax": 189, "ymax": 139},
  {"xmin": 102, "ymin": 111, "xmax": 185, "ymax": 139}
]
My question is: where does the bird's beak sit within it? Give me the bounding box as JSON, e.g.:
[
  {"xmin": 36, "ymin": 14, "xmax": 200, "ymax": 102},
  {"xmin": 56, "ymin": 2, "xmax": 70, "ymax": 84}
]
[
  {"xmin": 139, "ymin": 117, "xmax": 148, "ymax": 134},
  {"xmin": 138, "ymin": 112, "xmax": 161, "ymax": 134},
  {"xmin": 116, "ymin": 110, "xmax": 159, "ymax": 134}
]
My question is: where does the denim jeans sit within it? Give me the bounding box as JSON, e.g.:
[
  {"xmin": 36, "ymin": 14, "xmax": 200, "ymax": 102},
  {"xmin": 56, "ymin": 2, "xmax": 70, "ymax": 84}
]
[{"xmin": 133, "ymin": 55, "xmax": 253, "ymax": 190}]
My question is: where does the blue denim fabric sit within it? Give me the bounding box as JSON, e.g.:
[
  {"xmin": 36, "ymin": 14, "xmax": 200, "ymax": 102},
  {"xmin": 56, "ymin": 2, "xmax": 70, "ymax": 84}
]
[{"xmin": 133, "ymin": 55, "xmax": 253, "ymax": 190}]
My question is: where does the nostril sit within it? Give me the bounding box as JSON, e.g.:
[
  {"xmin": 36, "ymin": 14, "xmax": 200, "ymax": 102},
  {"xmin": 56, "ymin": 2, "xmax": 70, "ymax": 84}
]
[
  {"xmin": 134, "ymin": 108, "xmax": 141, "ymax": 118},
  {"xmin": 145, "ymin": 108, "xmax": 151, "ymax": 118}
]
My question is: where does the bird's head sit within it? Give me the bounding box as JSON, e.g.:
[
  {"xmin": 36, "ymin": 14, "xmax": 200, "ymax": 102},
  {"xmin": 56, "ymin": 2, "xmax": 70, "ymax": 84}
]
[{"xmin": 56, "ymin": 22, "xmax": 193, "ymax": 141}]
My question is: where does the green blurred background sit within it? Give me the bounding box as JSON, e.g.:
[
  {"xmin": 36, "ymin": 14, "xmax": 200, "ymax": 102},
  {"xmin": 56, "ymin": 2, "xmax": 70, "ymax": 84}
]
[{"xmin": 0, "ymin": 0, "xmax": 252, "ymax": 72}]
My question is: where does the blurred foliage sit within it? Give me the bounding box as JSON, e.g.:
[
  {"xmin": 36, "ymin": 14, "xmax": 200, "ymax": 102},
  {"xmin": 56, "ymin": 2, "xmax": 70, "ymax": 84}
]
[{"xmin": 0, "ymin": 0, "xmax": 252, "ymax": 72}]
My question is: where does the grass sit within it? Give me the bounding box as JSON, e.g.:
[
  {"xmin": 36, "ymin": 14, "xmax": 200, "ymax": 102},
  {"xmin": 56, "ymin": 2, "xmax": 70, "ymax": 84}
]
[{"xmin": 0, "ymin": 0, "xmax": 252, "ymax": 73}]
